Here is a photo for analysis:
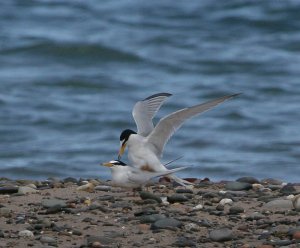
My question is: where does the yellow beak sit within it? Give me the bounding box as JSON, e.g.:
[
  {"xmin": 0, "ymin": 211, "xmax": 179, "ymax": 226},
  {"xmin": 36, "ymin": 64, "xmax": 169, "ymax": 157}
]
[
  {"xmin": 118, "ymin": 143, "xmax": 127, "ymax": 160},
  {"xmin": 101, "ymin": 162, "xmax": 113, "ymax": 167}
]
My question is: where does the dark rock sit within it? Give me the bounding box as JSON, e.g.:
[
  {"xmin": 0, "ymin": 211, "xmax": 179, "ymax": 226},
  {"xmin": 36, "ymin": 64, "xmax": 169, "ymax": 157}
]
[
  {"xmin": 86, "ymin": 235, "xmax": 113, "ymax": 246},
  {"xmin": 72, "ymin": 229, "xmax": 82, "ymax": 236},
  {"xmin": 263, "ymin": 199, "xmax": 293, "ymax": 210},
  {"xmin": 167, "ymin": 194, "xmax": 189, "ymax": 203},
  {"xmin": 229, "ymin": 206, "xmax": 244, "ymax": 215},
  {"xmin": 236, "ymin": 177, "xmax": 260, "ymax": 184},
  {"xmin": 134, "ymin": 207, "xmax": 158, "ymax": 217},
  {"xmin": 96, "ymin": 195, "xmax": 115, "ymax": 202},
  {"xmin": 94, "ymin": 185, "xmax": 111, "ymax": 192},
  {"xmin": 41, "ymin": 199, "xmax": 67, "ymax": 209},
  {"xmin": 246, "ymin": 212, "xmax": 265, "ymax": 221},
  {"xmin": 280, "ymin": 184, "xmax": 296, "ymax": 194},
  {"xmin": 63, "ymin": 177, "xmax": 78, "ymax": 184},
  {"xmin": 0, "ymin": 187, "xmax": 18, "ymax": 194},
  {"xmin": 202, "ymin": 192, "xmax": 219, "ymax": 198},
  {"xmin": 0, "ymin": 208, "xmax": 11, "ymax": 217},
  {"xmin": 176, "ymin": 188, "xmax": 193, "ymax": 194},
  {"xmin": 225, "ymin": 181, "xmax": 252, "ymax": 191},
  {"xmin": 173, "ymin": 237, "xmax": 197, "ymax": 247},
  {"xmin": 151, "ymin": 218, "xmax": 182, "ymax": 230},
  {"xmin": 139, "ymin": 214, "xmax": 166, "ymax": 224},
  {"xmin": 261, "ymin": 178, "xmax": 283, "ymax": 185},
  {"xmin": 40, "ymin": 236, "xmax": 57, "ymax": 245},
  {"xmin": 209, "ymin": 228, "xmax": 233, "ymax": 242},
  {"xmin": 139, "ymin": 192, "xmax": 162, "ymax": 203},
  {"xmin": 0, "ymin": 230, "xmax": 4, "ymax": 238}
]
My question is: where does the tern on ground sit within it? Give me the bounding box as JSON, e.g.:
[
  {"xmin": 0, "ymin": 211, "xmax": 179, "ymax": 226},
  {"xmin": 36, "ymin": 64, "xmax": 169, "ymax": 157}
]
[
  {"xmin": 101, "ymin": 160, "xmax": 187, "ymax": 188},
  {"xmin": 118, "ymin": 92, "xmax": 240, "ymax": 186}
]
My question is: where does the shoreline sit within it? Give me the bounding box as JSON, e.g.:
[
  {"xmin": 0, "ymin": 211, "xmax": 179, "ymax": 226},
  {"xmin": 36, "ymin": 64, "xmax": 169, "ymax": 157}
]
[{"xmin": 0, "ymin": 177, "xmax": 299, "ymax": 248}]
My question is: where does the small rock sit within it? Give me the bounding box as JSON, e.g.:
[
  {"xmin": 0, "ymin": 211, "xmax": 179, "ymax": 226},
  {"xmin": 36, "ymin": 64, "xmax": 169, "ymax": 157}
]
[
  {"xmin": 138, "ymin": 224, "xmax": 150, "ymax": 232},
  {"xmin": 139, "ymin": 192, "xmax": 162, "ymax": 203},
  {"xmin": 229, "ymin": 206, "xmax": 244, "ymax": 214},
  {"xmin": 151, "ymin": 218, "xmax": 182, "ymax": 230},
  {"xmin": 209, "ymin": 228, "xmax": 233, "ymax": 242},
  {"xmin": 63, "ymin": 177, "xmax": 78, "ymax": 184},
  {"xmin": 246, "ymin": 212, "xmax": 265, "ymax": 220},
  {"xmin": 86, "ymin": 235, "xmax": 113, "ymax": 246},
  {"xmin": 280, "ymin": 184, "xmax": 296, "ymax": 195},
  {"xmin": 261, "ymin": 178, "xmax": 283, "ymax": 185},
  {"xmin": 0, "ymin": 187, "xmax": 18, "ymax": 194},
  {"xmin": 263, "ymin": 199, "xmax": 293, "ymax": 210},
  {"xmin": 0, "ymin": 207, "xmax": 10, "ymax": 217},
  {"xmin": 236, "ymin": 177, "xmax": 260, "ymax": 184},
  {"xmin": 40, "ymin": 236, "xmax": 56, "ymax": 245},
  {"xmin": 292, "ymin": 194, "xmax": 300, "ymax": 211},
  {"xmin": 176, "ymin": 188, "xmax": 193, "ymax": 194},
  {"xmin": 167, "ymin": 194, "xmax": 189, "ymax": 203},
  {"xmin": 94, "ymin": 185, "xmax": 111, "ymax": 192},
  {"xmin": 41, "ymin": 198, "xmax": 67, "ymax": 208},
  {"xmin": 173, "ymin": 237, "xmax": 197, "ymax": 247},
  {"xmin": 192, "ymin": 204, "xmax": 203, "ymax": 210},
  {"xmin": 18, "ymin": 186, "xmax": 38, "ymax": 194},
  {"xmin": 219, "ymin": 198, "xmax": 233, "ymax": 206},
  {"xmin": 225, "ymin": 182, "xmax": 252, "ymax": 191},
  {"xmin": 139, "ymin": 214, "xmax": 166, "ymax": 224},
  {"xmin": 293, "ymin": 231, "xmax": 300, "ymax": 240},
  {"xmin": 184, "ymin": 223, "xmax": 199, "ymax": 231},
  {"xmin": 18, "ymin": 230, "xmax": 34, "ymax": 238},
  {"xmin": 77, "ymin": 182, "xmax": 94, "ymax": 192}
]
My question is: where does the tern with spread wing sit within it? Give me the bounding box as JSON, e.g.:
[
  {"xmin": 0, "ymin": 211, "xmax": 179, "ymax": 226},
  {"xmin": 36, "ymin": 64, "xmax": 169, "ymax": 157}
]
[
  {"xmin": 118, "ymin": 93, "xmax": 239, "ymax": 186},
  {"xmin": 101, "ymin": 160, "xmax": 187, "ymax": 188}
]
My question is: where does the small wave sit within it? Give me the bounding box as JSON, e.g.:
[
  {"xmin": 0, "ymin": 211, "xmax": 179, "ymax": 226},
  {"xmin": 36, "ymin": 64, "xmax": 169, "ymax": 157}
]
[{"xmin": 2, "ymin": 41, "xmax": 142, "ymax": 63}]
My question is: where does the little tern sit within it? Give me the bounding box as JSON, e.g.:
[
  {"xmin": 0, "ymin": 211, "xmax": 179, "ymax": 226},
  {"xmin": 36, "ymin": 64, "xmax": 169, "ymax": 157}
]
[
  {"xmin": 118, "ymin": 93, "xmax": 240, "ymax": 185},
  {"xmin": 101, "ymin": 160, "xmax": 187, "ymax": 188}
]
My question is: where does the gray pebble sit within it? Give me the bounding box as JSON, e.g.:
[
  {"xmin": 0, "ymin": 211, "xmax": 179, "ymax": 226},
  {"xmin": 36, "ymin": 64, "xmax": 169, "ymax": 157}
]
[
  {"xmin": 176, "ymin": 188, "xmax": 193, "ymax": 194},
  {"xmin": 225, "ymin": 181, "xmax": 252, "ymax": 191},
  {"xmin": 139, "ymin": 191, "xmax": 162, "ymax": 203},
  {"xmin": 151, "ymin": 218, "xmax": 182, "ymax": 230},
  {"xmin": 94, "ymin": 185, "xmax": 111, "ymax": 192},
  {"xmin": 229, "ymin": 205, "xmax": 244, "ymax": 214},
  {"xmin": 40, "ymin": 236, "xmax": 56, "ymax": 245},
  {"xmin": 246, "ymin": 212, "xmax": 265, "ymax": 220},
  {"xmin": 0, "ymin": 208, "xmax": 10, "ymax": 218},
  {"xmin": 209, "ymin": 228, "xmax": 233, "ymax": 242},
  {"xmin": 18, "ymin": 230, "xmax": 34, "ymax": 238},
  {"xmin": 41, "ymin": 198, "xmax": 67, "ymax": 208},
  {"xmin": 280, "ymin": 184, "xmax": 296, "ymax": 194},
  {"xmin": 263, "ymin": 199, "xmax": 293, "ymax": 210},
  {"xmin": 139, "ymin": 214, "xmax": 166, "ymax": 224},
  {"xmin": 18, "ymin": 186, "xmax": 38, "ymax": 195},
  {"xmin": 236, "ymin": 177, "xmax": 260, "ymax": 184},
  {"xmin": 167, "ymin": 194, "xmax": 189, "ymax": 203}
]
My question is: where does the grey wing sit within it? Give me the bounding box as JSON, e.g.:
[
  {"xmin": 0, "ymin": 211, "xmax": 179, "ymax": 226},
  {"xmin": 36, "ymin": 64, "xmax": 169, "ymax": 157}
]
[
  {"xmin": 147, "ymin": 94, "xmax": 240, "ymax": 157},
  {"xmin": 128, "ymin": 166, "xmax": 188, "ymax": 183},
  {"xmin": 132, "ymin": 93, "xmax": 172, "ymax": 136}
]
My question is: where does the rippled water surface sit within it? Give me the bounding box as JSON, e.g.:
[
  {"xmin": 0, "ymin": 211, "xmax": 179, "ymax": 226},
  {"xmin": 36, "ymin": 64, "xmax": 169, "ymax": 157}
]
[{"xmin": 1, "ymin": 0, "xmax": 300, "ymax": 182}]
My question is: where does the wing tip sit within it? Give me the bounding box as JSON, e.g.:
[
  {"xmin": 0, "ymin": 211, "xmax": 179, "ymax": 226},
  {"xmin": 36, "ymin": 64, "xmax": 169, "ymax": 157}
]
[{"xmin": 144, "ymin": 92, "xmax": 172, "ymax": 100}]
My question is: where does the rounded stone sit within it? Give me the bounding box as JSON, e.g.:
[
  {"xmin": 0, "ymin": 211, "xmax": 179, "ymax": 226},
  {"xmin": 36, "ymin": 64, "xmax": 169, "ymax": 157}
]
[
  {"xmin": 292, "ymin": 194, "xmax": 300, "ymax": 211},
  {"xmin": 229, "ymin": 206, "xmax": 244, "ymax": 214},
  {"xmin": 263, "ymin": 199, "xmax": 293, "ymax": 210},
  {"xmin": 225, "ymin": 181, "xmax": 252, "ymax": 191},
  {"xmin": 18, "ymin": 230, "xmax": 34, "ymax": 238},
  {"xmin": 167, "ymin": 194, "xmax": 189, "ymax": 203},
  {"xmin": 18, "ymin": 186, "xmax": 38, "ymax": 195},
  {"xmin": 40, "ymin": 236, "xmax": 56, "ymax": 245},
  {"xmin": 209, "ymin": 228, "xmax": 233, "ymax": 242},
  {"xmin": 41, "ymin": 198, "xmax": 67, "ymax": 208},
  {"xmin": 151, "ymin": 218, "xmax": 182, "ymax": 230},
  {"xmin": 293, "ymin": 231, "xmax": 300, "ymax": 240},
  {"xmin": 236, "ymin": 177, "xmax": 260, "ymax": 184}
]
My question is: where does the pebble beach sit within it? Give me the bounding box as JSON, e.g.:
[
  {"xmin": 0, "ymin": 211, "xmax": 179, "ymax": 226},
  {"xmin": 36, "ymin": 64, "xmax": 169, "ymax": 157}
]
[{"xmin": 0, "ymin": 177, "xmax": 299, "ymax": 248}]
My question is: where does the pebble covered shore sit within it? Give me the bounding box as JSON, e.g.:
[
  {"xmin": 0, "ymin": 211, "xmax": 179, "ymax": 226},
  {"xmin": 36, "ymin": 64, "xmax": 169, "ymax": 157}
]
[{"xmin": 0, "ymin": 177, "xmax": 299, "ymax": 248}]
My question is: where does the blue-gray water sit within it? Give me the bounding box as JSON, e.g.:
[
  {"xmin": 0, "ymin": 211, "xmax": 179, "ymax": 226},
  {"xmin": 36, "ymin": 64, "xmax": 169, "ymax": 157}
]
[{"xmin": 1, "ymin": 0, "xmax": 300, "ymax": 182}]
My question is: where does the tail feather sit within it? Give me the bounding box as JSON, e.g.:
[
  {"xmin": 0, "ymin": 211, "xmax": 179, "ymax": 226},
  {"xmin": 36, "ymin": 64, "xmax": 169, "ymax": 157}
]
[{"xmin": 167, "ymin": 174, "xmax": 194, "ymax": 187}]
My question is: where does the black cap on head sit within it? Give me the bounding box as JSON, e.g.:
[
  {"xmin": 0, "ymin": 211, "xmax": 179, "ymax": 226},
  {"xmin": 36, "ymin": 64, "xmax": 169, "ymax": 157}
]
[{"xmin": 119, "ymin": 129, "xmax": 137, "ymax": 142}]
